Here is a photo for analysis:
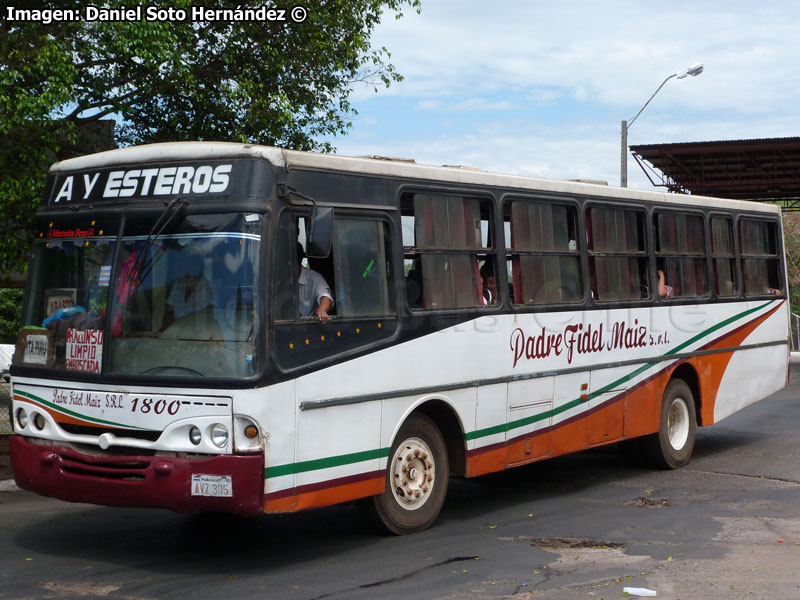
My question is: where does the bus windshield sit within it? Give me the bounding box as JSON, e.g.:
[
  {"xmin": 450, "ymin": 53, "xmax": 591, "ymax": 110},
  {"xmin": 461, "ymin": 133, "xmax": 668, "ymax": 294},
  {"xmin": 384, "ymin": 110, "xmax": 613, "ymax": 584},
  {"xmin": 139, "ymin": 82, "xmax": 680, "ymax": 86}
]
[{"xmin": 19, "ymin": 212, "xmax": 263, "ymax": 378}]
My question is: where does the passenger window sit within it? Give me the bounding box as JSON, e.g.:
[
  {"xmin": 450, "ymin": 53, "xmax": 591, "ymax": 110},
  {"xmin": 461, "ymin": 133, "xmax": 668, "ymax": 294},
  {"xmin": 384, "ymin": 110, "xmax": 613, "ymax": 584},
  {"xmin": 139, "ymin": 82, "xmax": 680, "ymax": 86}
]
[
  {"xmin": 505, "ymin": 201, "xmax": 581, "ymax": 304},
  {"xmin": 273, "ymin": 212, "xmax": 298, "ymax": 320},
  {"xmin": 275, "ymin": 212, "xmax": 393, "ymax": 319},
  {"xmin": 586, "ymin": 206, "xmax": 648, "ymax": 301},
  {"xmin": 402, "ymin": 193, "xmax": 495, "ymax": 309},
  {"xmin": 710, "ymin": 217, "xmax": 737, "ymax": 297},
  {"xmin": 332, "ymin": 218, "xmax": 393, "ymax": 316},
  {"xmin": 740, "ymin": 219, "xmax": 782, "ymax": 296},
  {"xmin": 655, "ymin": 212, "xmax": 707, "ymax": 298}
]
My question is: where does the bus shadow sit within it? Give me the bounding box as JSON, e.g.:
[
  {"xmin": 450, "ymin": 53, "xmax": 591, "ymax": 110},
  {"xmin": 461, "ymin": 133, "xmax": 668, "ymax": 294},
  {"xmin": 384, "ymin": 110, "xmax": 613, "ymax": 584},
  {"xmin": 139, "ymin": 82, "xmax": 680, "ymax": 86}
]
[
  {"xmin": 692, "ymin": 426, "xmax": 772, "ymax": 461},
  {"xmin": 12, "ymin": 428, "xmax": 769, "ymax": 577},
  {"xmin": 13, "ymin": 499, "xmax": 386, "ymax": 576}
]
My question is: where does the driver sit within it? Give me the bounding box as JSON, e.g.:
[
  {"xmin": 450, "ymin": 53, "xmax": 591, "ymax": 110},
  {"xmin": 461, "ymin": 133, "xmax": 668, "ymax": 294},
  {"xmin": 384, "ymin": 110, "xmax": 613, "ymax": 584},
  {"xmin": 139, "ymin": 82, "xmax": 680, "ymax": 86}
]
[{"xmin": 164, "ymin": 254, "xmax": 214, "ymax": 326}]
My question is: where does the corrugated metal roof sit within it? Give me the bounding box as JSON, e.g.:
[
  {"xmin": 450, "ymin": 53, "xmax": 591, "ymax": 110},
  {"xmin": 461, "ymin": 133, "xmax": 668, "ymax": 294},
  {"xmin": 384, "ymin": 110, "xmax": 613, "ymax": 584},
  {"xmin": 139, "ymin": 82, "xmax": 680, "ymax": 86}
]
[{"xmin": 630, "ymin": 136, "xmax": 800, "ymax": 208}]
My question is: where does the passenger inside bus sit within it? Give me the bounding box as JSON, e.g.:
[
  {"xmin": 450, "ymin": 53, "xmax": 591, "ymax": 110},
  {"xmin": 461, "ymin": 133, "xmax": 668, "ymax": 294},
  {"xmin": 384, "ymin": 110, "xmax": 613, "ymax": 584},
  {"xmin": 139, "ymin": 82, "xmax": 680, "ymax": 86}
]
[
  {"xmin": 480, "ymin": 262, "xmax": 496, "ymax": 304},
  {"xmin": 406, "ymin": 256, "xmax": 423, "ymax": 308},
  {"xmin": 164, "ymin": 254, "xmax": 214, "ymax": 327},
  {"xmin": 297, "ymin": 242, "xmax": 334, "ymax": 323},
  {"xmin": 657, "ymin": 269, "xmax": 674, "ymax": 298}
]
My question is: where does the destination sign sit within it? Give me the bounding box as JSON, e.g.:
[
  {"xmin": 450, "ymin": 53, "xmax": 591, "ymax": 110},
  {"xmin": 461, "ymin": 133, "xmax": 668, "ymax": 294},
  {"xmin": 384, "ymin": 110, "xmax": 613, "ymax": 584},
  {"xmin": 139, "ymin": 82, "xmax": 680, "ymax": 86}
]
[{"xmin": 47, "ymin": 162, "xmax": 234, "ymax": 205}]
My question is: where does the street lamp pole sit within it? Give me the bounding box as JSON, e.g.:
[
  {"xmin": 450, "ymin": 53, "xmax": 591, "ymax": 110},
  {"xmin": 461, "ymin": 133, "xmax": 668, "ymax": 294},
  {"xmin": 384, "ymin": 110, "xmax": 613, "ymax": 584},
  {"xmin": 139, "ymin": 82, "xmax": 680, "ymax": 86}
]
[{"xmin": 620, "ymin": 63, "xmax": 704, "ymax": 187}]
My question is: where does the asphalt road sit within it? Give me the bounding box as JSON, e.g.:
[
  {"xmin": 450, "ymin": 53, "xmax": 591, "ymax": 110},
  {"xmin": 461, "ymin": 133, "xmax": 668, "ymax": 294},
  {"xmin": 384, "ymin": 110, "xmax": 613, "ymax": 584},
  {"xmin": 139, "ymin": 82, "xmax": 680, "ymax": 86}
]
[{"xmin": 1, "ymin": 362, "xmax": 799, "ymax": 600}]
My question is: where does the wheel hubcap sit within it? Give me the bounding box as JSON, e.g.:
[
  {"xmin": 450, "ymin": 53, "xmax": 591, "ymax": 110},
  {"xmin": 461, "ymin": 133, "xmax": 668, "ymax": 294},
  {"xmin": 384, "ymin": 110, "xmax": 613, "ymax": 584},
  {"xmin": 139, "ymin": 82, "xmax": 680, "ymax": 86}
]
[
  {"xmin": 667, "ymin": 397, "xmax": 690, "ymax": 450},
  {"xmin": 389, "ymin": 436, "xmax": 435, "ymax": 510}
]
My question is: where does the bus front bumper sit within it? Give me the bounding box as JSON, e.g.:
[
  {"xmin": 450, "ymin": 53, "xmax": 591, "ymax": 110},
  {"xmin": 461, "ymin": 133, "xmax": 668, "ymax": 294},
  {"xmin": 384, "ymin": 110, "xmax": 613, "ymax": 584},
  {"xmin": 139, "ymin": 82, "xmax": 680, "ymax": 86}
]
[{"xmin": 9, "ymin": 436, "xmax": 264, "ymax": 516}]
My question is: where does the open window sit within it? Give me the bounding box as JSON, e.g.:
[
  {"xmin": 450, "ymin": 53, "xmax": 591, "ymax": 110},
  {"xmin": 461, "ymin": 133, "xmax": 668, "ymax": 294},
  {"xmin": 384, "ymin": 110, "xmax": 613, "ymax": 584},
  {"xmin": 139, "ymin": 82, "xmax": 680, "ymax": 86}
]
[{"xmin": 275, "ymin": 210, "xmax": 393, "ymax": 320}]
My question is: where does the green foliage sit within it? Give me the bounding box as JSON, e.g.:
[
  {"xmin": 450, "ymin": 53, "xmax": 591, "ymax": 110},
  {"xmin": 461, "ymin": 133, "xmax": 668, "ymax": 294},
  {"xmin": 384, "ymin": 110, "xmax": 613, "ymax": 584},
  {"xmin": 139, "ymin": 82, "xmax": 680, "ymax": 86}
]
[
  {"xmin": 0, "ymin": 0, "xmax": 421, "ymax": 274},
  {"xmin": 782, "ymin": 212, "xmax": 800, "ymax": 313},
  {"xmin": 0, "ymin": 289, "xmax": 24, "ymax": 344}
]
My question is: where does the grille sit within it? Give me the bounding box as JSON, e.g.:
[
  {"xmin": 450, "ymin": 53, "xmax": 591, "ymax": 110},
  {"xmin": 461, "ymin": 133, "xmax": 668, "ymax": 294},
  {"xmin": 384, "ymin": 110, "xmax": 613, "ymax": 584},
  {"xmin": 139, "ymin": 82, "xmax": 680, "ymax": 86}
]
[
  {"xmin": 59, "ymin": 423, "xmax": 161, "ymax": 442},
  {"xmin": 59, "ymin": 451, "xmax": 149, "ymax": 482}
]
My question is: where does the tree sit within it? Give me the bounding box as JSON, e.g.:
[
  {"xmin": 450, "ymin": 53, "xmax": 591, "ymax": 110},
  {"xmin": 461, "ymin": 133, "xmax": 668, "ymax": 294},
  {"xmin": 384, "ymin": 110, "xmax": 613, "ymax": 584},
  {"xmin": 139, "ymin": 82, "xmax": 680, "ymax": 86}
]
[
  {"xmin": 0, "ymin": 289, "xmax": 23, "ymax": 344},
  {"xmin": 0, "ymin": 0, "xmax": 420, "ymax": 274},
  {"xmin": 782, "ymin": 212, "xmax": 800, "ymax": 308}
]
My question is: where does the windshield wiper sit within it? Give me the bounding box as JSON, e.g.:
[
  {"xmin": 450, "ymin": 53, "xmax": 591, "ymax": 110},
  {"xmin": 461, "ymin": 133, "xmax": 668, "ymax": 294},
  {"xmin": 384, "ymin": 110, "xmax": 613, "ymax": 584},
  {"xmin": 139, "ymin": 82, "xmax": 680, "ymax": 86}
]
[{"xmin": 126, "ymin": 197, "xmax": 188, "ymax": 283}]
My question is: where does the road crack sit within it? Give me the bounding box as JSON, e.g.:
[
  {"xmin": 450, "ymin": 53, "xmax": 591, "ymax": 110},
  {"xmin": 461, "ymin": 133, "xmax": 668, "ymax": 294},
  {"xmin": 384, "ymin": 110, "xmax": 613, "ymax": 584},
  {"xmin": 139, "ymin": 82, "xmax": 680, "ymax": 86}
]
[
  {"xmin": 306, "ymin": 555, "xmax": 479, "ymax": 599},
  {"xmin": 688, "ymin": 468, "xmax": 800, "ymax": 485}
]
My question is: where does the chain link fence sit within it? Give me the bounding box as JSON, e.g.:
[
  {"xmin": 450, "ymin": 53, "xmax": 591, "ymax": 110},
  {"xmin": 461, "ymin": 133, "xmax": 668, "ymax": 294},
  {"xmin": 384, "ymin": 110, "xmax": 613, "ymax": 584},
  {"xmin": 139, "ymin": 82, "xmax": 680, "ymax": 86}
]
[
  {"xmin": 1, "ymin": 344, "xmax": 12, "ymax": 436},
  {"xmin": 1, "ymin": 379, "xmax": 10, "ymax": 436},
  {"xmin": 0, "ymin": 380, "xmax": 10, "ymax": 478}
]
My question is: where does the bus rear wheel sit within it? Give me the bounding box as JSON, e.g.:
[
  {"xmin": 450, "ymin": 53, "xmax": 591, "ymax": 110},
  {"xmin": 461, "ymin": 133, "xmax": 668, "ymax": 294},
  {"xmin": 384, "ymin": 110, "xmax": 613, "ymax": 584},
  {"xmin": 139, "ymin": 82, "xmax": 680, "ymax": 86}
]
[
  {"xmin": 359, "ymin": 413, "xmax": 448, "ymax": 535},
  {"xmin": 644, "ymin": 379, "xmax": 697, "ymax": 469}
]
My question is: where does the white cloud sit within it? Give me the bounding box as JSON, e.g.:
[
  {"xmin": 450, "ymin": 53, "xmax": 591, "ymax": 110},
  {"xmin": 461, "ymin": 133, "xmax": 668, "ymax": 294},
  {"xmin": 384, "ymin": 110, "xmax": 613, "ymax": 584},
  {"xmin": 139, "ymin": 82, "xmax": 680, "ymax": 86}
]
[{"xmin": 336, "ymin": 0, "xmax": 800, "ymax": 190}]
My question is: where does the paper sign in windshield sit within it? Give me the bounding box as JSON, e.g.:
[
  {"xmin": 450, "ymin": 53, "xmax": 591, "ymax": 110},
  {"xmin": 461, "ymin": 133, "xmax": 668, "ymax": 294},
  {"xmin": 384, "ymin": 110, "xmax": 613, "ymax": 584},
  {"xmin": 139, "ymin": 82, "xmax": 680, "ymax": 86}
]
[
  {"xmin": 24, "ymin": 335, "xmax": 50, "ymax": 365},
  {"xmin": 66, "ymin": 328, "xmax": 104, "ymax": 373},
  {"xmin": 45, "ymin": 289, "xmax": 76, "ymax": 317}
]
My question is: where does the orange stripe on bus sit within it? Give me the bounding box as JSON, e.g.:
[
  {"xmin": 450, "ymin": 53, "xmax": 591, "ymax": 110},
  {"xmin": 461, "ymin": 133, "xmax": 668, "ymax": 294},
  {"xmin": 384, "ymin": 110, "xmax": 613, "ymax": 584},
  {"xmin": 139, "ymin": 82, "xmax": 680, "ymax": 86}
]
[
  {"xmin": 468, "ymin": 304, "xmax": 784, "ymax": 477},
  {"xmin": 14, "ymin": 395, "xmax": 106, "ymax": 429},
  {"xmin": 690, "ymin": 301, "xmax": 783, "ymax": 425},
  {"xmin": 264, "ymin": 476, "xmax": 384, "ymax": 513}
]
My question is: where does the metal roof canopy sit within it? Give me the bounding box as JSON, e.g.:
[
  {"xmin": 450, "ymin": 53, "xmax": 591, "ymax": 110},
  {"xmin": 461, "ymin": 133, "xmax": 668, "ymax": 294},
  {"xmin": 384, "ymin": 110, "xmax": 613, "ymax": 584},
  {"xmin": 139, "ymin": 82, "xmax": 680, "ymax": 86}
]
[{"xmin": 630, "ymin": 137, "xmax": 800, "ymax": 210}]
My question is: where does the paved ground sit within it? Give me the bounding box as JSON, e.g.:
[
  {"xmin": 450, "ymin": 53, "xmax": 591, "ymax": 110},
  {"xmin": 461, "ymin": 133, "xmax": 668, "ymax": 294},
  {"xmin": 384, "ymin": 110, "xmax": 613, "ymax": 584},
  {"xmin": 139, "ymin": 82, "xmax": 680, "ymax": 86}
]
[{"xmin": 1, "ymin": 359, "xmax": 799, "ymax": 598}]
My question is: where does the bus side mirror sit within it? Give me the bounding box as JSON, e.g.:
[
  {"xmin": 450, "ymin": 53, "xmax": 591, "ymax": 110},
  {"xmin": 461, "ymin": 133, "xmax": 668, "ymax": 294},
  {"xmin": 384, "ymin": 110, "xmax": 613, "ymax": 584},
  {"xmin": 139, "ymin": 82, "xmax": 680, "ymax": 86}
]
[{"xmin": 306, "ymin": 206, "xmax": 333, "ymax": 258}]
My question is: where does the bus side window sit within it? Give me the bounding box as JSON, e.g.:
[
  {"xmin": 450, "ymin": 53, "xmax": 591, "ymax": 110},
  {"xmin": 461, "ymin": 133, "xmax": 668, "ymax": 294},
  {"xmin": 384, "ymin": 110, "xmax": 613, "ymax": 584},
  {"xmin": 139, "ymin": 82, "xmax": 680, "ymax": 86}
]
[
  {"xmin": 402, "ymin": 193, "xmax": 495, "ymax": 310},
  {"xmin": 655, "ymin": 212, "xmax": 707, "ymax": 299},
  {"xmin": 273, "ymin": 211, "xmax": 298, "ymax": 320},
  {"xmin": 505, "ymin": 200, "xmax": 581, "ymax": 305},
  {"xmin": 332, "ymin": 218, "xmax": 393, "ymax": 316},
  {"xmin": 740, "ymin": 218, "xmax": 783, "ymax": 296},
  {"xmin": 711, "ymin": 216, "xmax": 738, "ymax": 297},
  {"xmin": 587, "ymin": 206, "xmax": 648, "ymax": 301}
]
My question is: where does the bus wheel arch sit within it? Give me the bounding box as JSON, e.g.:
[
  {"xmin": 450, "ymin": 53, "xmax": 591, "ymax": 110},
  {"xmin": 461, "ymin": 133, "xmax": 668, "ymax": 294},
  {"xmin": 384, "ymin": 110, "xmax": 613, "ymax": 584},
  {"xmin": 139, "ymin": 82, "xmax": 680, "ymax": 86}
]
[
  {"xmin": 359, "ymin": 411, "xmax": 449, "ymax": 534},
  {"xmin": 415, "ymin": 399, "xmax": 467, "ymax": 477},
  {"xmin": 358, "ymin": 400, "xmax": 465, "ymax": 534},
  {"xmin": 670, "ymin": 362, "xmax": 703, "ymax": 426}
]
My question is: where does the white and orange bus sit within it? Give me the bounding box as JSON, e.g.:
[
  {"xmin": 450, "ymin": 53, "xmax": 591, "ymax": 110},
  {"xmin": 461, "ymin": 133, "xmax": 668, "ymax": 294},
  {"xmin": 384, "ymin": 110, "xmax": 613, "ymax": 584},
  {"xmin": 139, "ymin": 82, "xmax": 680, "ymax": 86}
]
[{"xmin": 8, "ymin": 142, "xmax": 789, "ymax": 533}]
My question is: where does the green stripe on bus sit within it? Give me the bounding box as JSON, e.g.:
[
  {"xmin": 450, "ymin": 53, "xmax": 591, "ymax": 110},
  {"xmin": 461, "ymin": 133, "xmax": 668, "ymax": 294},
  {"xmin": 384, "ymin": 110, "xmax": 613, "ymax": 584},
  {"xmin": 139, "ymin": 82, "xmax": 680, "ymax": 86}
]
[
  {"xmin": 14, "ymin": 388, "xmax": 152, "ymax": 430},
  {"xmin": 265, "ymin": 300, "xmax": 779, "ymax": 478},
  {"xmin": 265, "ymin": 447, "xmax": 391, "ymax": 479},
  {"xmin": 464, "ymin": 299, "xmax": 777, "ymax": 442}
]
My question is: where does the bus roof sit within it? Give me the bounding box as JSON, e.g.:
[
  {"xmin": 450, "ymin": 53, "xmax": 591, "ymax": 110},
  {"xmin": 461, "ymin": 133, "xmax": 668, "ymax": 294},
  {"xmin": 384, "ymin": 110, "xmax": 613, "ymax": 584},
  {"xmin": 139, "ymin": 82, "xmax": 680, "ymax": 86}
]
[{"xmin": 50, "ymin": 141, "xmax": 780, "ymax": 215}]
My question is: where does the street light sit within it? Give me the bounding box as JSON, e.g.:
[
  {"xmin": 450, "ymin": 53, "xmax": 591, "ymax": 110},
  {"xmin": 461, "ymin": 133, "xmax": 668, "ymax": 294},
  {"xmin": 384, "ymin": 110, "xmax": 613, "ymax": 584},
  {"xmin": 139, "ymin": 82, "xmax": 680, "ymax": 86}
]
[{"xmin": 620, "ymin": 63, "xmax": 704, "ymax": 187}]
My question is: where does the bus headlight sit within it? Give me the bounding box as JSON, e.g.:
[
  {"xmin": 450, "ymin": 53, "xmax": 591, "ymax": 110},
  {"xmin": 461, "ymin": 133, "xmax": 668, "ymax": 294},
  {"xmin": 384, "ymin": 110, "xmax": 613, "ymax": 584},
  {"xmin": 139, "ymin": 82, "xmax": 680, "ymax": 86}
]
[
  {"xmin": 16, "ymin": 407, "xmax": 28, "ymax": 429},
  {"xmin": 210, "ymin": 423, "xmax": 229, "ymax": 448},
  {"xmin": 189, "ymin": 426, "xmax": 202, "ymax": 446},
  {"xmin": 33, "ymin": 413, "xmax": 46, "ymax": 431}
]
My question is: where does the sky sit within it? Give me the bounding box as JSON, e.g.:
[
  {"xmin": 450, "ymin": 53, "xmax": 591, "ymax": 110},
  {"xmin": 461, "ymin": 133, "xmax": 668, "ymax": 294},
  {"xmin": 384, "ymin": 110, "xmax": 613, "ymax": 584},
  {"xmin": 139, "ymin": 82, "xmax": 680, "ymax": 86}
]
[{"xmin": 324, "ymin": 0, "xmax": 800, "ymax": 190}]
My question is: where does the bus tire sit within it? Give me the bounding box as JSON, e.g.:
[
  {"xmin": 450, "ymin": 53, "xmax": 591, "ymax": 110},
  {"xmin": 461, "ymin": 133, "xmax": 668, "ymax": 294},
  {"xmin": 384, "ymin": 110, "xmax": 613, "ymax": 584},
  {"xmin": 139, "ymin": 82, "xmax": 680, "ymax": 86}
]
[
  {"xmin": 644, "ymin": 379, "xmax": 696, "ymax": 469},
  {"xmin": 359, "ymin": 413, "xmax": 448, "ymax": 535}
]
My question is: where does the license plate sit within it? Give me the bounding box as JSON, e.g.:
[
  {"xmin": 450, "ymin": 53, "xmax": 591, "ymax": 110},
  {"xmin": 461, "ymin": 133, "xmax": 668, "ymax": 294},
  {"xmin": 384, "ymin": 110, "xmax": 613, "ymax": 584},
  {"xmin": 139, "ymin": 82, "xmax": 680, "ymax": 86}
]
[{"xmin": 191, "ymin": 474, "xmax": 233, "ymax": 497}]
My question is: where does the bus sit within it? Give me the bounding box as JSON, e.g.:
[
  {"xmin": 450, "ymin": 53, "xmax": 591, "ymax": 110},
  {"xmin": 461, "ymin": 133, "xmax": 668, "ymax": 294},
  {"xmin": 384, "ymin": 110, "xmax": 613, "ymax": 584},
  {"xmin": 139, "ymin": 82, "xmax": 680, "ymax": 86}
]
[{"xmin": 8, "ymin": 142, "xmax": 789, "ymax": 534}]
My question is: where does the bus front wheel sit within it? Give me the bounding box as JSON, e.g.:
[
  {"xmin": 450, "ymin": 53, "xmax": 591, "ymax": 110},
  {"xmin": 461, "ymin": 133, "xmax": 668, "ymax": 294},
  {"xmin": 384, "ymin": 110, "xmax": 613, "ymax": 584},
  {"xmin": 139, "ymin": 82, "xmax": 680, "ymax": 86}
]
[
  {"xmin": 644, "ymin": 379, "xmax": 697, "ymax": 469},
  {"xmin": 360, "ymin": 413, "xmax": 448, "ymax": 535}
]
